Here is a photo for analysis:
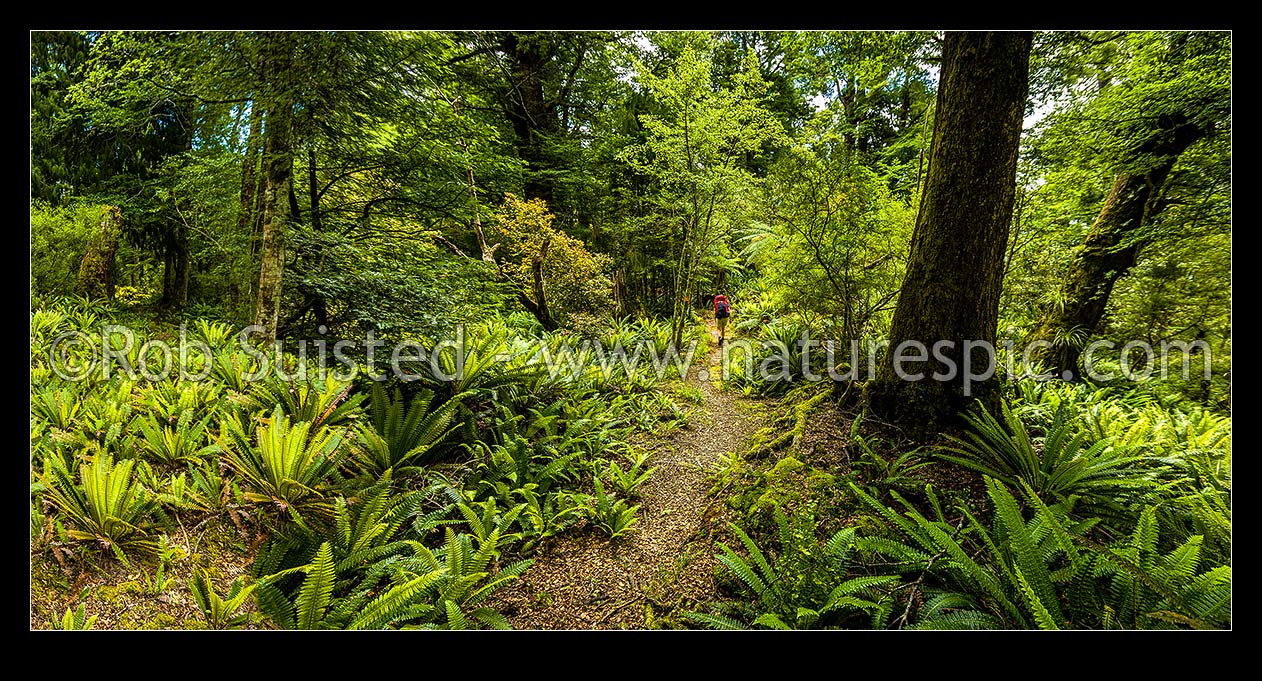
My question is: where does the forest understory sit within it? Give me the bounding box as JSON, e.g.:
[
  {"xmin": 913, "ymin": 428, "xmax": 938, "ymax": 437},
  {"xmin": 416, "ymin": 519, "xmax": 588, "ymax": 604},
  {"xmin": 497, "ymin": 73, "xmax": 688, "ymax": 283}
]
[{"xmin": 31, "ymin": 29, "xmax": 1230, "ymax": 631}]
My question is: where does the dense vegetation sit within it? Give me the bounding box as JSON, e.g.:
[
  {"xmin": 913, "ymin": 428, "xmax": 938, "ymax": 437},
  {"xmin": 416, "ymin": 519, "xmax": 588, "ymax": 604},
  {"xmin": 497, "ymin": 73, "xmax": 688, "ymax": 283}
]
[{"xmin": 31, "ymin": 30, "xmax": 1229, "ymax": 630}]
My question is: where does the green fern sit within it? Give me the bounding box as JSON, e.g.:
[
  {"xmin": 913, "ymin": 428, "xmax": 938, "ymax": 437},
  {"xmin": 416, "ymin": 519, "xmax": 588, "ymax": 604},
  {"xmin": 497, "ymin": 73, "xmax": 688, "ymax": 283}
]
[
  {"xmin": 135, "ymin": 410, "xmax": 219, "ymax": 466},
  {"xmin": 600, "ymin": 450, "xmax": 656, "ymax": 498},
  {"xmin": 48, "ymin": 604, "xmax": 97, "ymax": 630},
  {"xmin": 218, "ymin": 406, "xmax": 349, "ymax": 527},
  {"xmin": 245, "ymin": 376, "xmax": 365, "ymax": 431},
  {"xmin": 511, "ymin": 484, "xmax": 586, "ymax": 550},
  {"xmin": 587, "ymin": 470, "xmax": 639, "ymax": 538},
  {"xmin": 295, "ymin": 542, "xmax": 337, "ymax": 629},
  {"xmin": 348, "ymin": 570, "xmax": 443, "ymax": 630},
  {"xmin": 356, "ymin": 385, "xmax": 460, "ymax": 476},
  {"xmin": 189, "ymin": 568, "xmax": 256, "ymax": 629},
  {"xmin": 40, "ymin": 452, "xmax": 159, "ymax": 558},
  {"xmin": 139, "ymin": 380, "xmax": 222, "ymax": 422},
  {"xmin": 689, "ymin": 507, "xmax": 888, "ymax": 629},
  {"xmin": 939, "ymin": 400, "xmax": 1162, "ymax": 508}
]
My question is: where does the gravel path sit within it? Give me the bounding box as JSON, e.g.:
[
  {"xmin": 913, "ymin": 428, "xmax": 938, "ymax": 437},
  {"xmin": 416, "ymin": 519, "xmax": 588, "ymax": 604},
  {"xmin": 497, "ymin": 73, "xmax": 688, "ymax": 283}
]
[{"xmin": 488, "ymin": 321, "xmax": 763, "ymax": 629}]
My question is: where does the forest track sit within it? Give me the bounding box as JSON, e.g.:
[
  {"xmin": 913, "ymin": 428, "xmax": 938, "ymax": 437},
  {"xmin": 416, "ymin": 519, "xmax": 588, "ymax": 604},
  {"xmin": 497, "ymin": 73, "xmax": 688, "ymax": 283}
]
[{"xmin": 488, "ymin": 319, "xmax": 766, "ymax": 629}]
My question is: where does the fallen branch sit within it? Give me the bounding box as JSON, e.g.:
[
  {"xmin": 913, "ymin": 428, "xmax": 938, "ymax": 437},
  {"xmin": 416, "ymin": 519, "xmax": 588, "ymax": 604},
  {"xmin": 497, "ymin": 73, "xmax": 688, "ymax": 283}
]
[{"xmin": 595, "ymin": 595, "xmax": 644, "ymax": 625}]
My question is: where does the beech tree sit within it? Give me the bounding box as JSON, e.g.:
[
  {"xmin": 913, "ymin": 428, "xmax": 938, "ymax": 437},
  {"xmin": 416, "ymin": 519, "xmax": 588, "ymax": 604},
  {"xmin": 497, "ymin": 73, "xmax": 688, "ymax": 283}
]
[{"xmin": 868, "ymin": 32, "xmax": 1033, "ymax": 432}]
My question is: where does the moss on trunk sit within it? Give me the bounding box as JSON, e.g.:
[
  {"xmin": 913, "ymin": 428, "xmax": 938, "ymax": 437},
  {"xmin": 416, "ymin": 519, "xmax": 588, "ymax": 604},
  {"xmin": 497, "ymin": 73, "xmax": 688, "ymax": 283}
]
[{"xmin": 867, "ymin": 32, "xmax": 1032, "ymax": 436}]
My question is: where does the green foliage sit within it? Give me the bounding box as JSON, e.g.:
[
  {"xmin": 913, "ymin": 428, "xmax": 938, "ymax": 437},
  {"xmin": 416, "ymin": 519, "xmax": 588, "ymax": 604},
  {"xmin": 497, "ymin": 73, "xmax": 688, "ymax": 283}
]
[
  {"xmin": 849, "ymin": 413, "xmax": 932, "ymax": 498},
  {"xmin": 753, "ymin": 144, "xmax": 914, "ymax": 341},
  {"xmin": 256, "ymin": 525, "xmax": 531, "ymax": 630},
  {"xmin": 356, "ymin": 385, "xmax": 460, "ymax": 476},
  {"xmin": 134, "ymin": 410, "xmax": 219, "ymax": 466},
  {"xmin": 422, "ymin": 321, "xmax": 546, "ymax": 405},
  {"xmin": 138, "ymin": 535, "xmax": 183, "ymax": 594},
  {"xmin": 464, "ymin": 430, "xmax": 581, "ymax": 505},
  {"xmin": 49, "ymin": 603, "xmax": 98, "ymax": 630},
  {"xmin": 40, "ymin": 452, "xmax": 159, "ymax": 558},
  {"xmin": 245, "ymin": 375, "xmax": 365, "ymax": 432},
  {"xmin": 189, "ymin": 568, "xmax": 255, "ymax": 629},
  {"xmin": 30, "ymin": 30, "xmax": 1230, "ymax": 633},
  {"xmin": 939, "ymin": 400, "xmax": 1165, "ymax": 511},
  {"xmin": 599, "ymin": 450, "xmax": 656, "ymax": 498},
  {"xmin": 31, "ymin": 202, "xmax": 119, "ymax": 296},
  {"xmin": 687, "ymin": 507, "xmax": 892, "ymax": 629},
  {"xmin": 218, "ymin": 406, "xmax": 349, "ymax": 526},
  {"xmin": 512, "ymin": 483, "xmax": 587, "ymax": 550},
  {"xmin": 138, "ymin": 380, "xmax": 222, "ymax": 423},
  {"xmin": 584, "ymin": 470, "xmax": 640, "ymax": 539},
  {"xmin": 849, "ymin": 477, "xmax": 1228, "ymax": 630},
  {"xmin": 453, "ymin": 497, "xmax": 526, "ymax": 560},
  {"xmin": 489, "ymin": 194, "xmax": 615, "ymax": 327}
]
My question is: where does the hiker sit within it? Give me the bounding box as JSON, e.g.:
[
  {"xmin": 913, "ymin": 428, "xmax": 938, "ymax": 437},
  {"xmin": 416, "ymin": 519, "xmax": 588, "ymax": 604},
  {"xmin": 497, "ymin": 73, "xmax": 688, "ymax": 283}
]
[{"xmin": 713, "ymin": 293, "xmax": 731, "ymax": 344}]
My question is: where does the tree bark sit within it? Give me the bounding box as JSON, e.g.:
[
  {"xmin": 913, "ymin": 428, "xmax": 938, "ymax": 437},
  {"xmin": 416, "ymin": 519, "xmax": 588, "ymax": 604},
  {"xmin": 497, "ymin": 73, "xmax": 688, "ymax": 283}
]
[
  {"xmin": 160, "ymin": 225, "xmax": 190, "ymax": 308},
  {"xmin": 254, "ymin": 32, "xmax": 295, "ymax": 344},
  {"xmin": 237, "ymin": 100, "xmax": 263, "ymax": 237},
  {"xmin": 501, "ymin": 32, "xmax": 557, "ymax": 204},
  {"xmin": 234, "ymin": 97, "xmax": 263, "ymax": 308},
  {"xmin": 1032, "ymin": 116, "xmax": 1207, "ymax": 379},
  {"xmin": 529, "ymin": 236, "xmax": 554, "ymax": 330},
  {"xmin": 307, "ymin": 146, "xmax": 323, "ymax": 232},
  {"xmin": 867, "ymin": 32, "xmax": 1032, "ymax": 434},
  {"xmin": 77, "ymin": 205, "xmax": 123, "ymax": 301}
]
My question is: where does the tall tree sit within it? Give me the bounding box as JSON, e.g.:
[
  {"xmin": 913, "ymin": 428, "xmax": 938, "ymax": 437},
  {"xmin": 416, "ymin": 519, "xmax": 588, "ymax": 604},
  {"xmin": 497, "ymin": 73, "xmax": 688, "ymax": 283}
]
[
  {"xmin": 253, "ymin": 32, "xmax": 296, "ymax": 342},
  {"xmin": 867, "ymin": 32, "xmax": 1032, "ymax": 432},
  {"xmin": 621, "ymin": 45, "xmax": 786, "ymax": 348},
  {"xmin": 1027, "ymin": 31, "xmax": 1229, "ymax": 378}
]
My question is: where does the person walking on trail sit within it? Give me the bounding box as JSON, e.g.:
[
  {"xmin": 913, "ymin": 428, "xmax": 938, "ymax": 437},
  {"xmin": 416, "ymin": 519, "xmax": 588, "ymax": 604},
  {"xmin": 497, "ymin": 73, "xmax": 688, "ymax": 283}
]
[{"xmin": 713, "ymin": 293, "xmax": 731, "ymax": 344}]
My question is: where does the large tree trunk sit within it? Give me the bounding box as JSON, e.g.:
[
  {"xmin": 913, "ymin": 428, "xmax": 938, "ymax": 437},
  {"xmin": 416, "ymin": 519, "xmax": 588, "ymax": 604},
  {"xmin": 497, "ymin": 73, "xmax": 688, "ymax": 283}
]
[
  {"xmin": 160, "ymin": 101, "xmax": 195, "ymax": 311},
  {"xmin": 254, "ymin": 32, "xmax": 295, "ymax": 344},
  {"xmin": 1032, "ymin": 117, "xmax": 1206, "ymax": 379},
  {"xmin": 669, "ymin": 218, "xmax": 694, "ymax": 349},
  {"xmin": 77, "ymin": 205, "xmax": 123, "ymax": 301},
  {"xmin": 867, "ymin": 32, "xmax": 1032, "ymax": 434},
  {"xmin": 501, "ymin": 32, "xmax": 557, "ymax": 204}
]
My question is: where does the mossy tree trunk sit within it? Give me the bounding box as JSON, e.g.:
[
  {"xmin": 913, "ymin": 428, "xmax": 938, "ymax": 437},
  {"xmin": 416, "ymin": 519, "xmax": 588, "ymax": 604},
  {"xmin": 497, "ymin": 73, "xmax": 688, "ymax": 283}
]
[
  {"xmin": 253, "ymin": 32, "xmax": 295, "ymax": 344},
  {"xmin": 502, "ymin": 32, "xmax": 557, "ymax": 205},
  {"xmin": 234, "ymin": 92, "xmax": 263, "ymax": 309},
  {"xmin": 867, "ymin": 31, "xmax": 1032, "ymax": 434},
  {"xmin": 1031, "ymin": 116, "xmax": 1207, "ymax": 379},
  {"xmin": 76, "ymin": 205, "xmax": 123, "ymax": 302}
]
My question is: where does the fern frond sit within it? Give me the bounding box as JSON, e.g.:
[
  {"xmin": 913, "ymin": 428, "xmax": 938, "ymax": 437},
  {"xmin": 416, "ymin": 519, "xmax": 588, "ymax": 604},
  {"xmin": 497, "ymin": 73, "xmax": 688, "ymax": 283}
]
[
  {"xmin": 683, "ymin": 611, "xmax": 749, "ymax": 630},
  {"xmin": 296, "ymin": 542, "xmax": 336, "ymax": 629}
]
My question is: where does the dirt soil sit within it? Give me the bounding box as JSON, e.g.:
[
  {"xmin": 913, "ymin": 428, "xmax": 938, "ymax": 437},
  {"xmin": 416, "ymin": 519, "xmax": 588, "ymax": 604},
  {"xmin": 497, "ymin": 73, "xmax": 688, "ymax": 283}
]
[{"xmin": 487, "ymin": 321, "xmax": 767, "ymax": 629}]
